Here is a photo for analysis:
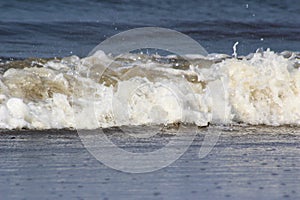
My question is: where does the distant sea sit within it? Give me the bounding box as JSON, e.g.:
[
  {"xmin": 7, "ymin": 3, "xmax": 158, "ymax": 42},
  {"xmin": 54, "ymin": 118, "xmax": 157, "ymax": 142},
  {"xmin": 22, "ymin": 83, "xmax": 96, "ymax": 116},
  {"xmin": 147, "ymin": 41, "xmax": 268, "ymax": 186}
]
[{"xmin": 0, "ymin": 0, "xmax": 299, "ymax": 59}]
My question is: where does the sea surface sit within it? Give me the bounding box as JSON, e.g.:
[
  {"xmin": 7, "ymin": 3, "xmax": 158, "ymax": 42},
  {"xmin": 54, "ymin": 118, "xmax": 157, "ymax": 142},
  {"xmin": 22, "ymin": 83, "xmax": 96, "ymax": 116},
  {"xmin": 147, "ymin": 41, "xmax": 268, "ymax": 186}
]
[
  {"xmin": 1, "ymin": 0, "xmax": 300, "ymax": 199},
  {"xmin": 1, "ymin": 126, "xmax": 300, "ymax": 199},
  {"xmin": 0, "ymin": 0, "xmax": 300, "ymax": 59}
]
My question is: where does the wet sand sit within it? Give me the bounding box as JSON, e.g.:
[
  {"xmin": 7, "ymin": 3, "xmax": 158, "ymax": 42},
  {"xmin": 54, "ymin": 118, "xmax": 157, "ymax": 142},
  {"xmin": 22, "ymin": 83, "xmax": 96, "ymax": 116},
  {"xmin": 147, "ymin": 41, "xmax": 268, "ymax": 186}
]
[{"xmin": 0, "ymin": 126, "xmax": 300, "ymax": 200}]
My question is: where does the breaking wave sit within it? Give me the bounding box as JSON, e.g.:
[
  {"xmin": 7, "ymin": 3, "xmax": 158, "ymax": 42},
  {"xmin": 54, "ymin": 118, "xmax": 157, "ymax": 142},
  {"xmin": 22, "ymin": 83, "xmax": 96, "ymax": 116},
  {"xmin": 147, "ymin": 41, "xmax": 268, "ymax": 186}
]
[{"xmin": 0, "ymin": 49, "xmax": 300, "ymax": 129}]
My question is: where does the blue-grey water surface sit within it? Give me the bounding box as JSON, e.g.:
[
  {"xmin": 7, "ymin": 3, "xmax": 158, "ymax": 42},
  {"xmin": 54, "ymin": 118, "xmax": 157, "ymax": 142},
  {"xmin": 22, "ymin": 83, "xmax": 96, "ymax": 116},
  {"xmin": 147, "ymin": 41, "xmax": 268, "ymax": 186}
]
[{"xmin": 1, "ymin": 0, "xmax": 299, "ymax": 58}]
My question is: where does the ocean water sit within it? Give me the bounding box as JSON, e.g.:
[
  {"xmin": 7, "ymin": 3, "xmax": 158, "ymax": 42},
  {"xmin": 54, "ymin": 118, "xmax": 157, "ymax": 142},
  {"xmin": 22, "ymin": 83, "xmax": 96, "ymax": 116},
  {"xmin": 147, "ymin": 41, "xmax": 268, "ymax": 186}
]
[
  {"xmin": 0, "ymin": 0, "xmax": 300, "ymax": 129},
  {"xmin": 1, "ymin": 0, "xmax": 300, "ymax": 59},
  {"xmin": 0, "ymin": 126, "xmax": 300, "ymax": 199},
  {"xmin": 1, "ymin": 1, "xmax": 300, "ymax": 199},
  {"xmin": 0, "ymin": 49, "xmax": 300, "ymax": 129}
]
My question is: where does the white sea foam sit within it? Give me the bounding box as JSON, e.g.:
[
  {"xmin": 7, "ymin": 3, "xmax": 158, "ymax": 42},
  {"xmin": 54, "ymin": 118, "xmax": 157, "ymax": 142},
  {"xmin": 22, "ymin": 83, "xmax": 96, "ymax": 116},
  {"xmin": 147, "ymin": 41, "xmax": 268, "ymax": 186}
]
[{"xmin": 0, "ymin": 49, "xmax": 299, "ymax": 129}]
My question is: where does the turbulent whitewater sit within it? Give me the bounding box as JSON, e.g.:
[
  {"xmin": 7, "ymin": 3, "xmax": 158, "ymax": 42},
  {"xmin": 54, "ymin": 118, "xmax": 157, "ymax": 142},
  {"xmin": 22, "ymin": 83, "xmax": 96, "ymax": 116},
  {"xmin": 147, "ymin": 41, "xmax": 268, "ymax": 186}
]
[{"xmin": 0, "ymin": 49, "xmax": 300, "ymax": 129}]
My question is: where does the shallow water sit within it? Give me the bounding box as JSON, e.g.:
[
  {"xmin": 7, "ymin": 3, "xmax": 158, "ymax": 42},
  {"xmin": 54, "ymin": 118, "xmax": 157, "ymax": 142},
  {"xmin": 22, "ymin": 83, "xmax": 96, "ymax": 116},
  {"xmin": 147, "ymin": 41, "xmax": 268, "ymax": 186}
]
[{"xmin": 0, "ymin": 125, "xmax": 299, "ymax": 199}]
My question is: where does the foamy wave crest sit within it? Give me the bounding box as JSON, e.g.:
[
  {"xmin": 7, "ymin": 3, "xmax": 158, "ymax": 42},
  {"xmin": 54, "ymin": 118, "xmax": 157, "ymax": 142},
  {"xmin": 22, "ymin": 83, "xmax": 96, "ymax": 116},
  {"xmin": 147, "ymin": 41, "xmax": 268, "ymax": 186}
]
[{"xmin": 0, "ymin": 49, "xmax": 299, "ymax": 129}]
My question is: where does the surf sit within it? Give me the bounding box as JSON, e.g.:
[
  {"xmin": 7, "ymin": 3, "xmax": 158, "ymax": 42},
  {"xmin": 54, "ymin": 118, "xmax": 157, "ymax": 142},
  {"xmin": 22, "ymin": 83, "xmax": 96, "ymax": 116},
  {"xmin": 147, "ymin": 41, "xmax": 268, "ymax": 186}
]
[{"xmin": 0, "ymin": 49, "xmax": 299, "ymax": 129}]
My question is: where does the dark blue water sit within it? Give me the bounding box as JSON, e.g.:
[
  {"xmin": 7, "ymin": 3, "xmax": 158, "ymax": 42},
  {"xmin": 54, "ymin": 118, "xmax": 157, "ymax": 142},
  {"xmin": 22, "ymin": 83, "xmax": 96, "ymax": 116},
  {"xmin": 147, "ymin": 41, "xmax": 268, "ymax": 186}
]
[{"xmin": 1, "ymin": 0, "xmax": 300, "ymax": 58}]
